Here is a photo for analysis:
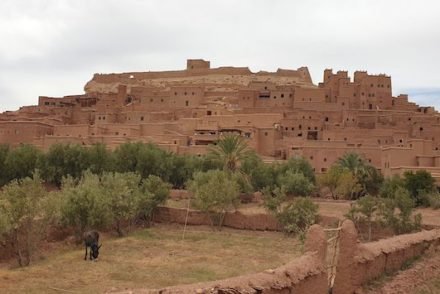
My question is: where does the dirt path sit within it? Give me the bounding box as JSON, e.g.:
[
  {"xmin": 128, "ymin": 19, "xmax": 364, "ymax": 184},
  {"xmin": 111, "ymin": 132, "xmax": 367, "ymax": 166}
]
[{"xmin": 365, "ymin": 247, "xmax": 440, "ymax": 294}]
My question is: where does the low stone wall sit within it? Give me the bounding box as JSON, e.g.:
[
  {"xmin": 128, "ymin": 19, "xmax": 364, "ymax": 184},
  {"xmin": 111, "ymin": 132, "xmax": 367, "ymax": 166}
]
[
  {"xmin": 333, "ymin": 220, "xmax": 440, "ymax": 294},
  {"xmin": 353, "ymin": 229, "xmax": 440, "ymax": 291},
  {"xmin": 153, "ymin": 206, "xmax": 338, "ymax": 231},
  {"xmin": 115, "ymin": 225, "xmax": 329, "ymax": 294}
]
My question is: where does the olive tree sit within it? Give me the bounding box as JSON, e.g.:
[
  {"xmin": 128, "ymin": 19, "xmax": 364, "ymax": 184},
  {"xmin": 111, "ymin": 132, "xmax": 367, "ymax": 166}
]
[
  {"xmin": 60, "ymin": 172, "xmax": 111, "ymax": 240},
  {"xmin": 188, "ymin": 170, "xmax": 240, "ymax": 228},
  {"xmin": 138, "ymin": 175, "xmax": 171, "ymax": 224},
  {"xmin": 100, "ymin": 172, "xmax": 143, "ymax": 236},
  {"xmin": 0, "ymin": 174, "xmax": 56, "ymax": 266}
]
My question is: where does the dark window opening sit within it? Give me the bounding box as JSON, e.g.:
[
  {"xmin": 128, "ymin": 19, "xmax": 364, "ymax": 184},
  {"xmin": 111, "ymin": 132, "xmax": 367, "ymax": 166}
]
[{"xmin": 307, "ymin": 131, "xmax": 318, "ymax": 140}]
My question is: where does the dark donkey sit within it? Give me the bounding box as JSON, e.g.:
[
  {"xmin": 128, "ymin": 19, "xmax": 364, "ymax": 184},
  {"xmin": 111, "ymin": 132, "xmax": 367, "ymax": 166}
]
[{"xmin": 83, "ymin": 231, "xmax": 101, "ymax": 261}]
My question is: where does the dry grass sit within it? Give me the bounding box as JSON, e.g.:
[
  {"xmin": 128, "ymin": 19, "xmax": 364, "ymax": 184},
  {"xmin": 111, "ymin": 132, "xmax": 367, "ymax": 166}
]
[
  {"xmin": 415, "ymin": 278, "xmax": 440, "ymax": 294},
  {"xmin": 0, "ymin": 224, "xmax": 301, "ymax": 294}
]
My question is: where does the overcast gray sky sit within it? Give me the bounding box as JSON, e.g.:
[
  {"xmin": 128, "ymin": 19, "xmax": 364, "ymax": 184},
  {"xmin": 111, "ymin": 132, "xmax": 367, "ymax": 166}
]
[{"xmin": 0, "ymin": 0, "xmax": 439, "ymax": 112}]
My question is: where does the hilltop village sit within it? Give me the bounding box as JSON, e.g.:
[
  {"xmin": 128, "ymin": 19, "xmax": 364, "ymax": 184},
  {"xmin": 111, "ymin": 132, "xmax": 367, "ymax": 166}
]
[{"xmin": 1, "ymin": 59, "xmax": 439, "ymax": 181}]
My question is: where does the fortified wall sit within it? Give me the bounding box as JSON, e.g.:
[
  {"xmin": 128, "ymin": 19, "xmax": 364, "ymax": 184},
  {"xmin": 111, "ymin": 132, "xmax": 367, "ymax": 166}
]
[{"xmin": 1, "ymin": 59, "xmax": 440, "ymax": 182}]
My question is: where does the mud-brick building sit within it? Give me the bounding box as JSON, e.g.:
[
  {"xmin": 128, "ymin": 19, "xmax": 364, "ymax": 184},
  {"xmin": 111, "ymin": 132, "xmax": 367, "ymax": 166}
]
[{"xmin": 1, "ymin": 59, "xmax": 439, "ymax": 183}]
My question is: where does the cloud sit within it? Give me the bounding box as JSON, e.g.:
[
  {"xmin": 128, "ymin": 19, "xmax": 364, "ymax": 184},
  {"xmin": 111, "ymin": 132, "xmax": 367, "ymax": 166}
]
[{"xmin": 0, "ymin": 0, "xmax": 439, "ymax": 112}]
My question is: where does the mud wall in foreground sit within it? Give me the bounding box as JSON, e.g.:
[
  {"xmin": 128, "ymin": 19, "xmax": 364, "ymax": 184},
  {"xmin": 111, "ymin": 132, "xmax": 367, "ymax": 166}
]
[{"xmin": 333, "ymin": 221, "xmax": 440, "ymax": 294}]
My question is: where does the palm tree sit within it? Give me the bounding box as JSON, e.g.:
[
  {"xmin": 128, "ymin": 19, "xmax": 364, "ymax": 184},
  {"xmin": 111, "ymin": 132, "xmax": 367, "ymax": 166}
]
[
  {"xmin": 208, "ymin": 134, "xmax": 252, "ymax": 172},
  {"xmin": 336, "ymin": 152, "xmax": 367, "ymax": 179},
  {"xmin": 336, "ymin": 152, "xmax": 371, "ymax": 198}
]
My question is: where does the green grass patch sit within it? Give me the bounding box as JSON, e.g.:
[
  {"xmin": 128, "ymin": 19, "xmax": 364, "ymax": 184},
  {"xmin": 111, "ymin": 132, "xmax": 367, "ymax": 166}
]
[{"xmin": 0, "ymin": 225, "xmax": 300, "ymax": 293}]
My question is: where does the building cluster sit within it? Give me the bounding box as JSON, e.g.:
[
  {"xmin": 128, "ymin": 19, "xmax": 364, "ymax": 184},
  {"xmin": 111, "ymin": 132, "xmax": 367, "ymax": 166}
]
[{"xmin": 1, "ymin": 59, "xmax": 439, "ymax": 181}]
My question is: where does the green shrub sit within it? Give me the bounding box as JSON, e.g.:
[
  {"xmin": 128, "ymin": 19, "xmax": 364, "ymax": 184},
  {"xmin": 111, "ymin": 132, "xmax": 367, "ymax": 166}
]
[
  {"xmin": 427, "ymin": 192, "xmax": 440, "ymax": 209},
  {"xmin": 277, "ymin": 170, "xmax": 314, "ymax": 196},
  {"xmin": 403, "ymin": 170, "xmax": 436, "ymax": 206},
  {"xmin": 378, "ymin": 187, "xmax": 422, "ymax": 234},
  {"xmin": 345, "ymin": 195, "xmax": 378, "ymax": 241},
  {"xmin": 263, "ymin": 187, "xmax": 318, "ymax": 240},
  {"xmin": 0, "ymin": 173, "xmax": 57, "ymax": 266},
  {"xmin": 60, "ymin": 172, "xmax": 111, "ymax": 240},
  {"xmin": 100, "ymin": 172, "xmax": 143, "ymax": 236},
  {"xmin": 188, "ymin": 170, "xmax": 240, "ymax": 228},
  {"xmin": 277, "ymin": 198, "xmax": 319, "ymax": 239},
  {"xmin": 139, "ymin": 175, "xmax": 171, "ymax": 223}
]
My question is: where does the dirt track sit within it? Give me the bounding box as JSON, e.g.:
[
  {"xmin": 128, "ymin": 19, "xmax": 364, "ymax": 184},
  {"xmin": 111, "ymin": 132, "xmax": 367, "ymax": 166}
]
[{"xmin": 365, "ymin": 247, "xmax": 440, "ymax": 294}]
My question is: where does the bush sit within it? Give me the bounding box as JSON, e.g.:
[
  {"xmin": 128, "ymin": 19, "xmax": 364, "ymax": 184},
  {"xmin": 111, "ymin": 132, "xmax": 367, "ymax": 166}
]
[
  {"xmin": 277, "ymin": 156, "xmax": 315, "ymax": 184},
  {"xmin": 378, "ymin": 187, "xmax": 422, "ymax": 234},
  {"xmin": 426, "ymin": 192, "xmax": 440, "ymax": 209},
  {"xmin": 318, "ymin": 166, "xmax": 361, "ymax": 199},
  {"xmin": 277, "ymin": 170, "xmax": 314, "ymax": 196},
  {"xmin": 3, "ymin": 144, "xmax": 42, "ymax": 185},
  {"xmin": 138, "ymin": 175, "xmax": 171, "ymax": 223},
  {"xmin": 346, "ymin": 195, "xmax": 378, "ymax": 241},
  {"xmin": 100, "ymin": 172, "xmax": 143, "ymax": 236},
  {"xmin": 188, "ymin": 170, "xmax": 240, "ymax": 228},
  {"xmin": 277, "ymin": 198, "xmax": 319, "ymax": 239},
  {"xmin": 0, "ymin": 173, "xmax": 57, "ymax": 266},
  {"xmin": 379, "ymin": 175, "xmax": 405, "ymax": 198},
  {"xmin": 263, "ymin": 187, "xmax": 319, "ymax": 240},
  {"xmin": 0, "ymin": 144, "xmax": 10, "ymax": 186},
  {"xmin": 40, "ymin": 143, "xmax": 91, "ymax": 186},
  {"xmin": 241, "ymin": 153, "xmax": 277, "ymax": 191},
  {"xmin": 60, "ymin": 172, "xmax": 111, "ymax": 240},
  {"xmin": 403, "ymin": 170, "xmax": 436, "ymax": 206}
]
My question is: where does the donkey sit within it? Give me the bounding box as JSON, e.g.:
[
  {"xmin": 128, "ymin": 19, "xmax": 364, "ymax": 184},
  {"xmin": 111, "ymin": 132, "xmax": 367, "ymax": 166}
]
[{"xmin": 83, "ymin": 231, "xmax": 101, "ymax": 261}]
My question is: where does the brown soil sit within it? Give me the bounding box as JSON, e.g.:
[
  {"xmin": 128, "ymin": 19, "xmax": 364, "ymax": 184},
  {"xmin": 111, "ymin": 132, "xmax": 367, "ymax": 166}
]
[{"xmin": 365, "ymin": 246, "xmax": 440, "ymax": 294}]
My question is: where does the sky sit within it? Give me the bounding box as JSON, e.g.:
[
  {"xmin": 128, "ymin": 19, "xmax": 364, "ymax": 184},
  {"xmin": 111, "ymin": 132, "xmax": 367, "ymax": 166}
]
[{"xmin": 0, "ymin": 0, "xmax": 439, "ymax": 112}]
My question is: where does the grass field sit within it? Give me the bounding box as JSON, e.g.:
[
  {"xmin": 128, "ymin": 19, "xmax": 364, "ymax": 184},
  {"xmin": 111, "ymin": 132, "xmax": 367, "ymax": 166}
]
[{"xmin": 0, "ymin": 224, "xmax": 301, "ymax": 293}]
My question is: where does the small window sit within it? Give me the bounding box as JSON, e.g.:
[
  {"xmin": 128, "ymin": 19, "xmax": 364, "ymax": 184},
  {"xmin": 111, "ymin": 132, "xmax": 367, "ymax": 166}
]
[
  {"xmin": 185, "ymin": 101, "xmax": 189, "ymax": 106},
  {"xmin": 323, "ymin": 158, "xmax": 327, "ymax": 162},
  {"xmin": 140, "ymin": 116, "xmax": 144, "ymax": 121},
  {"xmin": 264, "ymin": 132, "xmax": 268, "ymax": 136},
  {"xmin": 281, "ymin": 94, "xmax": 284, "ymax": 98}
]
